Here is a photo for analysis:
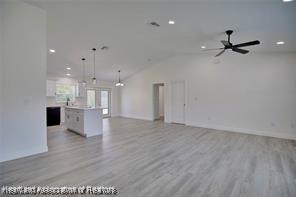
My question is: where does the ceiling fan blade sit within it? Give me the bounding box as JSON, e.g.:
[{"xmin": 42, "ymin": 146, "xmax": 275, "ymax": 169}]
[
  {"xmin": 215, "ymin": 49, "xmax": 225, "ymax": 57},
  {"xmin": 201, "ymin": 48, "xmax": 224, "ymax": 51},
  {"xmin": 221, "ymin": 40, "xmax": 231, "ymax": 47},
  {"xmin": 232, "ymin": 47, "xmax": 249, "ymax": 54},
  {"xmin": 232, "ymin": 40, "xmax": 260, "ymax": 48}
]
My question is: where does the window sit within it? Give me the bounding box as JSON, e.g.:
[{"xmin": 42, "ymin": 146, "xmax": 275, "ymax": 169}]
[
  {"xmin": 56, "ymin": 84, "xmax": 75, "ymax": 103},
  {"xmin": 87, "ymin": 89, "xmax": 96, "ymax": 108}
]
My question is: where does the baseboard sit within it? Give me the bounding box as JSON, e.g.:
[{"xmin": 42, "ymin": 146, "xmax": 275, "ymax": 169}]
[
  {"xmin": 0, "ymin": 145, "xmax": 48, "ymax": 163},
  {"xmin": 120, "ymin": 115, "xmax": 154, "ymax": 121},
  {"xmin": 186, "ymin": 122, "xmax": 296, "ymax": 141},
  {"xmin": 111, "ymin": 114, "xmax": 121, "ymax": 117}
]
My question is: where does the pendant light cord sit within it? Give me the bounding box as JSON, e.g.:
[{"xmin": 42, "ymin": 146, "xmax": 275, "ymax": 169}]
[
  {"xmin": 82, "ymin": 58, "xmax": 86, "ymax": 81},
  {"xmin": 92, "ymin": 48, "xmax": 96, "ymax": 79}
]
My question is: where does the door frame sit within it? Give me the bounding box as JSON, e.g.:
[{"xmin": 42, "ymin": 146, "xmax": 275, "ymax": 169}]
[
  {"xmin": 152, "ymin": 83, "xmax": 165, "ymax": 121},
  {"xmin": 170, "ymin": 80, "xmax": 186, "ymax": 124},
  {"xmin": 86, "ymin": 88, "xmax": 97, "ymax": 108},
  {"xmin": 99, "ymin": 87, "xmax": 112, "ymax": 118},
  {"xmin": 86, "ymin": 87, "xmax": 112, "ymax": 118}
]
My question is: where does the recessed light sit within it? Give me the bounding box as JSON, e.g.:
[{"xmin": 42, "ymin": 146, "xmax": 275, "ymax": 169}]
[
  {"xmin": 49, "ymin": 49, "xmax": 55, "ymax": 53},
  {"xmin": 66, "ymin": 67, "xmax": 71, "ymax": 70},
  {"xmin": 276, "ymin": 41, "xmax": 285, "ymax": 45},
  {"xmin": 66, "ymin": 73, "xmax": 71, "ymax": 76},
  {"xmin": 282, "ymin": 0, "xmax": 294, "ymax": 2},
  {"xmin": 168, "ymin": 20, "xmax": 175, "ymax": 25},
  {"xmin": 201, "ymin": 46, "xmax": 206, "ymax": 49}
]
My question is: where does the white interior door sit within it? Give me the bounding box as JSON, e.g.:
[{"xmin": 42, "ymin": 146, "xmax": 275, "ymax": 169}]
[{"xmin": 171, "ymin": 81, "xmax": 185, "ymax": 124}]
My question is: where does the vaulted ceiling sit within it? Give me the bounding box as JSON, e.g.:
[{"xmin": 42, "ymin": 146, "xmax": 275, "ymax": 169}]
[{"xmin": 24, "ymin": 0, "xmax": 296, "ymax": 82}]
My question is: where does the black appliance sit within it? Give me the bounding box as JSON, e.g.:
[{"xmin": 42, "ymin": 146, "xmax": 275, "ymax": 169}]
[{"xmin": 47, "ymin": 107, "xmax": 61, "ymax": 126}]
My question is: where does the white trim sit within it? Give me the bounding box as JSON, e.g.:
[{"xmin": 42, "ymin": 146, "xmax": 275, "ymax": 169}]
[
  {"xmin": 111, "ymin": 113, "xmax": 121, "ymax": 117},
  {"xmin": 0, "ymin": 145, "xmax": 48, "ymax": 163},
  {"xmin": 186, "ymin": 122, "xmax": 296, "ymax": 141},
  {"xmin": 152, "ymin": 83, "xmax": 165, "ymax": 121},
  {"xmin": 117, "ymin": 116, "xmax": 296, "ymax": 140}
]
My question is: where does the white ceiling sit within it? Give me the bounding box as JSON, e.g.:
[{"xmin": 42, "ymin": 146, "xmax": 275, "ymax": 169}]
[{"xmin": 24, "ymin": 0, "xmax": 296, "ymax": 82}]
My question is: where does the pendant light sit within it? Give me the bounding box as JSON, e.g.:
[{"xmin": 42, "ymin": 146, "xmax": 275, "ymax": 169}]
[
  {"xmin": 115, "ymin": 70, "xmax": 124, "ymax": 87},
  {"xmin": 81, "ymin": 58, "xmax": 87, "ymax": 86},
  {"xmin": 92, "ymin": 48, "xmax": 97, "ymax": 85}
]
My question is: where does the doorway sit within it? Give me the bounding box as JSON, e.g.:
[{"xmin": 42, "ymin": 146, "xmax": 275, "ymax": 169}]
[
  {"xmin": 100, "ymin": 89, "xmax": 111, "ymax": 118},
  {"xmin": 153, "ymin": 83, "xmax": 165, "ymax": 121},
  {"xmin": 171, "ymin": 81, "xmax": 185, "ymax": 124},
  {"xmin": 86, "ymin": 88, "xmax": 111, "ymax": 118}
]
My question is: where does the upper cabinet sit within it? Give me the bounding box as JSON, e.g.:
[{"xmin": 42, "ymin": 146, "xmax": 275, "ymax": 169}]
[{"xmin": 46, "ymin": 80, "xmax": 56, "ymax": 97}]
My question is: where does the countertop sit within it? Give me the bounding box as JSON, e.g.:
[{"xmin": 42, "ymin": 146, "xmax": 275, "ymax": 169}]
[{"xmin": 65, "ymin": 106, "xmax": 102, "ymax": 110}]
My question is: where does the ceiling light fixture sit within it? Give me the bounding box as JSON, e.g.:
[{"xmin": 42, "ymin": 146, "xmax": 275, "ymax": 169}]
[
  {"xmin": 276, "ymin": 41, "xmax": 285, "ymax": 45},
  {"xmin": 168, "ymin": 20, "xmax": 175, "ymax": 25},
  {"xmin": 282, "ymin": 0, "xmax": 294, "ymax": 2},
  {"xmin": 115, "ymin": 70, "xmax": 124, "ymax": 87},
  {"xmin": 81, "ymin": 58, "xmax": 87, "ymax": 87},
  {"xmin": 66, "ymin": 73, "xmax": 71, "ymax": 76},
  {"xmin": 201, "ymin": 46, "xmax": 206, "ymax": 49},
  {"xmin": 49, "ymin": 49, "xmax": 55, "ymax": 53},
  {"xmin": 92, "ymin": 48, "xmax": 97, "ymax": 85},
  {"xmin": 66, "ymin": 67, "xmax": 71, "ymax": 70}
]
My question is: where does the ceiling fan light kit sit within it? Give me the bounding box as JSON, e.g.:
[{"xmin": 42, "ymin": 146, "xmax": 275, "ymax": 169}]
[
  {"xmin": 77, "ymin": 30, "xmax": 259, "ymax": 86},
  {"xmin": 203, "ymin": 30, "xmax": 260, "ymax": 57}
]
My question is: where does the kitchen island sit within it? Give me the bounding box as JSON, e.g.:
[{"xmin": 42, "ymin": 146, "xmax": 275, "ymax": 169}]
[{"xmin": 65, "ymin": 106, "xmax": 102, "ymax": 137}]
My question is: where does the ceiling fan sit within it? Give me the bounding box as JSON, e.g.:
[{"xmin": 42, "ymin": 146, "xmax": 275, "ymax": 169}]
[{"xmin": 203, "ymin": 30, "xmax": 260, "ymax": 57}]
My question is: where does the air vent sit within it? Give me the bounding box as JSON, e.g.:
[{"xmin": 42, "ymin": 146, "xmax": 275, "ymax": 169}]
[
  {"xmin": 149, "ymin": 22, "xmax": 160, "ymax": 27},
  {"xmin": 101, "ymin": 46, "xmax": 109, "ymax": 50}
]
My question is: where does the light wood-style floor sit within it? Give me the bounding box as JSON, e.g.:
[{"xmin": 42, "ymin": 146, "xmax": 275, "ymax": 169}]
[{"xmin": 1, "ymin": 117, "xmax": 296, "ymax": 197}]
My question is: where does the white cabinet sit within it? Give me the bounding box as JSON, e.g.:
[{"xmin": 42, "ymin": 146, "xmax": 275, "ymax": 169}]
[
  {"xmin": 61, "ymin": 107, "xmax": 65, "ymax": 123},
  {"xmin": 76, "ymin": 84, "xmax": 85, "ymax": 97},
  {"xmin": 46, "ymin": 80, "xmax": 56, "ymax": 97},
  {"xmin": 65, "ymin": 108, "xmax": 78, "ymax": 131},
  {"xmin": 65, "ymin": 107, "xmax": 102, "ymax": 137}
]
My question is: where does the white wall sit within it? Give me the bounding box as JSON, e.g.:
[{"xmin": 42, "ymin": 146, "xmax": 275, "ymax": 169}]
[
  {"xmin": 0, "ymin": 4, "xmax": 3, "ymax": 152},
  {"xmin": 121, "ymin": 52, "xmax": 296, "ymax": 140},
  {"xmin": 0, "ymin": 1, "xmax": 47, "ymax": 162}
]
